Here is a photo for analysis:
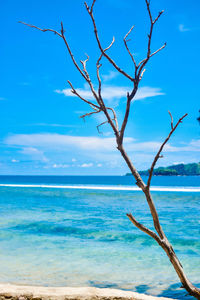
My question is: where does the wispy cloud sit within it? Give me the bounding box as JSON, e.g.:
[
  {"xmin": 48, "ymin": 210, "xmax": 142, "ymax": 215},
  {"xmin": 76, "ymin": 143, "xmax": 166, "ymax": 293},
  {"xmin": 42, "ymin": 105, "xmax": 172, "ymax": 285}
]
[
  {"xmin": 55, "ymin": 85, "xmax": 164, "ymax": 102},
  {"xmin": 5, "ymin": 134, "xmax": 132, "ymax": 152},
  {"xmin": 11, "ymin": 159, "xmax": 19, "ymax": 163},
  {"xmin": 52, "ymin": 163, "xmax": 69, "ymax": 168},
  {"xmin": 179, "ymin": 24, "xmax": 190, "ymax": 32},
  {"xmin": 20, "ymin": 147, "xmax": 48, "ymax": 162},
  {"xmin": 80, "ymin": 163, "xmax": 93, "ymax": 168},
  {"xmin": 5, "ymin": 133, "xmax": 200, "ymax": 154},
  {"xmin": 102, "ymin": 71, "xmax": 118, "ymax": 82},
  {"xmin": 4, "ymin": 134, "xmax": 200, "ymax": 172},
  {"xmin": 32, "ymin": 123, "xmax": 78, "ymax": 128}
]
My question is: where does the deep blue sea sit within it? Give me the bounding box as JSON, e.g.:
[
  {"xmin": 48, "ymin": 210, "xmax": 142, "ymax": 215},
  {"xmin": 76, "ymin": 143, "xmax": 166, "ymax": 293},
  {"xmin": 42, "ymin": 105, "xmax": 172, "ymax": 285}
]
[{"xmin": 0, "ymin": 175, "xmax": 199, "ymax": 299}]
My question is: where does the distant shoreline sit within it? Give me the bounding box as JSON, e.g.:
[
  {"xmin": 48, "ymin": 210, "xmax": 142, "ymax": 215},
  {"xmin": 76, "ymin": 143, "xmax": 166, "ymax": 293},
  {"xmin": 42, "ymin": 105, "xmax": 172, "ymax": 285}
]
[{"xmin": 126, "ymin": 162, "xmax": 200, "ymax": 177}]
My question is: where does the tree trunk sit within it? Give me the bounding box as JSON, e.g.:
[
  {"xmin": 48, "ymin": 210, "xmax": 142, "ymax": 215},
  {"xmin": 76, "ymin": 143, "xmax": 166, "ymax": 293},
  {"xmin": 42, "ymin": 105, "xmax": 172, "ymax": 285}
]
[{"xmin": 118, "ymin": 143, "xmax": 200, "ymax": 299}]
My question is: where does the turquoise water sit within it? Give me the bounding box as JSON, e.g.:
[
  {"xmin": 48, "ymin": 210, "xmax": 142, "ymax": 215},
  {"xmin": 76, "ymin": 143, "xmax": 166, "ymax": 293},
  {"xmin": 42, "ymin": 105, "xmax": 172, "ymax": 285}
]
[{"xmin": 0, "ymin": 176, "xmax": 199, "ymax": 299}]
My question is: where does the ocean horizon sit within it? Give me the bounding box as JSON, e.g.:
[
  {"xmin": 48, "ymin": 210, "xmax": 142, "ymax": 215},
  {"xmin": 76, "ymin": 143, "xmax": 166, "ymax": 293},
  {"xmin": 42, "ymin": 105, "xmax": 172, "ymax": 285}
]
[{"xmin": 0, "ymin": 175, "xmax": 199, "ymax": 299}]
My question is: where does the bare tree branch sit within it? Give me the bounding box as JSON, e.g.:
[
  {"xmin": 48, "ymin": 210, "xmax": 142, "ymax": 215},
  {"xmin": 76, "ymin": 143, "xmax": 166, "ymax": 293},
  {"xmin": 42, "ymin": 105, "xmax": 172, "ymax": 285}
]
[
  {"xmin": 149, "ymin": 43, "xmax": 167, "ymax": 58},
  {"xmin": 97, "ymin": 119, "xmax": 115, "ymax": 133},
  {"xmin": 84, "ymin": 1, "xmax": 135, "ymax": 82},
  {"xmin": 80, "ymin": 54, "xmax": 90, "ymax": 78},
  {"xmin": 18, "ymin": 21, "xmax": 62, "ymax": 37},
  {"xmin": 118, "ymin": 87, "xmax": 138, "ymax": 145},
  {"xmin": 95, "ymin": 41, "xmax": 120, "ymax": 134},
  {"xmin": 168, "ymin": 110, "xmax": 174, "ymax": 130},
  {"xmin": 127, "ymin": 213, "xmax": 161, "ymax": 244},
  {"xmin": 107, "ymin": 107, "xmax": 119, "ymax": 132},
  {"xmin": 80, "ymin": 110, "xmax": 100, "ymax": 119},
  {"xmin": 137, "ymin": 1, "xmax": 166, "ymax": 79},
  {"xmin": 96, "ymin": 35, "xmax": 115, "ymax": 102},
  {"xmin": 67, "ymin": 80, "xmax": 100, "ymax": 110},
  {"xmin": 124, "ymin": 26, "xmax": 137, "ymax": 69},
  {"xmin": 90, "ymin": 0, "xmax": 97, "ymax": 13},
  {"xmin": 147, "ymin": 113, "xmax": 188, "ymax": 189},
  {"xmin": 19, "ymin": 21, "xmax": 88, "ymax": 82}
]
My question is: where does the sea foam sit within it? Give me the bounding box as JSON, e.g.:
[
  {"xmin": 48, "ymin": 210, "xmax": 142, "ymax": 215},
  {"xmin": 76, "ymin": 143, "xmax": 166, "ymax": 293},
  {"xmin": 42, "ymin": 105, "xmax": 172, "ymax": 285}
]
[{"xmin": 0, "ymin": 183, "xmax": 199, "ymax": 192}]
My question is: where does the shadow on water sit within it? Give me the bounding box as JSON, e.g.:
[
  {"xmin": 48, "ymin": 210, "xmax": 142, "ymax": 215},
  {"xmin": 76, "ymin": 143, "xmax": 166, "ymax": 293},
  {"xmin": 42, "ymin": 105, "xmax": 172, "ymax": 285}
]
[
  {"xmin": 88, "ymin": 280, "xmax": 120, "ymax": 289},
  {"xmin": 158, "ymin": 282, "xmax": 198, "ymax": 300},
  {"xmin": 88, "ymin": 281, "xmax": 199, "ymax": 300},
  {"xmin": 135, "ymin": 284, "xmax": 149, "ymax": 294}
]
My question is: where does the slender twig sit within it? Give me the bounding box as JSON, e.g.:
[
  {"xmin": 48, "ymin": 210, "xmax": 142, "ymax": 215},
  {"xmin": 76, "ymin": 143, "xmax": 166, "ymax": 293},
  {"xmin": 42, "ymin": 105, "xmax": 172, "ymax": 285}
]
[
  {"xmin": 124, "ymin": 26, "xmax": 137, "ymax": 70},
  {"xmin": 80, "ymin": 54, "xmax": 90, "ymax": 78},
  {"xmin": 97, "ymin": 119, "xmax": 114, "ymax": 133},
  {"xmin": 137, "ymin": 1, "xmax": 165, "ymax": 79},
  {"xmin": 18, "ymin": 21, "xmax": 62, "ymax": 37},
  {"xmin": 80, "ymin": 110, "xmax": 101, "ymax": 119},
  {"xmin": 67, "ymin": 80, "xmax": 100, "ymax": 110},
  {"xmin": 107, "ymin": 107, "xmax": 119, "ymax": 132},
  {"xmin": 127, "ymin": 213, "xmax": 161, "ymax": 244},
  {"xmin": 95, "ymin": 38, "xmax": 119, "ymax": 133},
  {"xmin": 19, "ymin": 21, "xmax": 88, "ymax": 81},
  {"xmin": 168, "ymin": 110, "xmax": 174, "ymax": 130},
  {"xmin": 147, "ymin": 113, "xmax": 188, "ymax": 189}
]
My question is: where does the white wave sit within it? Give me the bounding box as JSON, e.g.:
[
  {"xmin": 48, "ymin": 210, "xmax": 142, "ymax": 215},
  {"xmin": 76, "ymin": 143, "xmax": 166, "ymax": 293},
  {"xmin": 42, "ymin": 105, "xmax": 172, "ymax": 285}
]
[{"xmin": 0, "ymin": 184, "xmax": 200, "ymax": 192}]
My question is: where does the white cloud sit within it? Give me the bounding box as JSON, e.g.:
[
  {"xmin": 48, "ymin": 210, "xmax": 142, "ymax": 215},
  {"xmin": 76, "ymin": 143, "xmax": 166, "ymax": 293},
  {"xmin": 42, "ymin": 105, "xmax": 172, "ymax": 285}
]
[
  {"xmin": 52, "ymin": 163, "xmax": 69, "ymax": 168},
  {"xmin": 173, "ymin": 161, "xmax": 185, "ymax": 165},
  {"xmin": 97, "ymin": 163, "xmax": 102, "ymax": 167},
  {"xmin": 5, "ymin": 134, "xmax": 134, "ymax": 152},
  {"xmin": 81, "ymin": 163, "xmax": 93, "ymax": 168},
  {"xmin": 134, "ymin": 87, "xmax": 164, "ymax": 101},
  {"xmin": 11, "ymin": 159, "xmax": 19, "ymax": 163},
  {"xmin": 55, "ymin": 85, "xmax": 164, "ymax": 102},
  {"xmin": 72, "ymin": 158, "xmax": 77, "ymax": 162},
  {"xmin": 179, "ymin": 24, "xmax": 190, "ymax": 32},
  {"xmin": 102, "ymin": 71, "xmax": 118, "ymax": 82},
  {"xmin": 5, "ymin": 134, "xmax": 200, "ymax": 154},
  {"xmin": 20, "ymin": 147, "xmax": 48, "ymax": 162},
  {"xmin": 33, "ymin": 123, "xmax": 78, "ymax": 128}
]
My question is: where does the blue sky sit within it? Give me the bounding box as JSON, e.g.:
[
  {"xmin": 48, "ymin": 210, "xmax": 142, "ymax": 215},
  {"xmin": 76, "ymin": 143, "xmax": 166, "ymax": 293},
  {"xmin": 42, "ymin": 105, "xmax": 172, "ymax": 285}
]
[{"xmin": 0, "ymin": 0, "xmax": 200, "ymax": 175}]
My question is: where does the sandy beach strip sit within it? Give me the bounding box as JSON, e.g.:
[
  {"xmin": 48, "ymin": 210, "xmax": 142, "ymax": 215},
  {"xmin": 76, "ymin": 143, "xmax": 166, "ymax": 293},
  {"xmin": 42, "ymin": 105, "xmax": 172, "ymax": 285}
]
[{"xmin": 0, "ymin": 284, "xmax": 175, "ymax": 300}]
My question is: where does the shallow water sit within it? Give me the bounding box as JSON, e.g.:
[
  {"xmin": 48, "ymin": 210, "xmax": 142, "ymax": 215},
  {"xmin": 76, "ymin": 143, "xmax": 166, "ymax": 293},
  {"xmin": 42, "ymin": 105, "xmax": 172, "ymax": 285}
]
[{"xmin": 0, "ymin": 176, "xmax": 199, "ymax": 299}]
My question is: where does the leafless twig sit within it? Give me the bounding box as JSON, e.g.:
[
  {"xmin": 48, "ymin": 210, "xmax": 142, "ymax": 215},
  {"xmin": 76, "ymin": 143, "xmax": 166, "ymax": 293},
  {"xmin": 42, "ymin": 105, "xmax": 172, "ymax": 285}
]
[
  {"xmin": 85, "ymin": 1, "xmax": 135, "ymax": 82},
  {"xmin": 97, "ymin": 119, "xmax": 114, "ymax": 133},
  {"xmin": 147, "ymin": 113, "xmax": 188, "ymax": 189},
  {"xmin": 80, "ymin": 110, "xmax": 101, "ymax": 119},
  {"xmin": 124, "ymin": 26, "xmax": 137, "ymax": 70},
  {"xmin": 127, "ymin": 213, "xmax": 161, "ymax": 244},
  {"xmin": 67, "ymin": 80, "xmax": 100, "ymax": 110},
  {"xmin": 168, "ymin": 110, "xmax": 174, "ymax": 130}
]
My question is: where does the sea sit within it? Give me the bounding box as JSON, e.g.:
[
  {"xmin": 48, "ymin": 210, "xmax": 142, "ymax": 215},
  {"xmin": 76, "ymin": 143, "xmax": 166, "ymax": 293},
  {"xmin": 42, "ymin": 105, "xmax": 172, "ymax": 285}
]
[{"xmin": 0, "ymin": 175, "xmax": 199, "ymax": 299}]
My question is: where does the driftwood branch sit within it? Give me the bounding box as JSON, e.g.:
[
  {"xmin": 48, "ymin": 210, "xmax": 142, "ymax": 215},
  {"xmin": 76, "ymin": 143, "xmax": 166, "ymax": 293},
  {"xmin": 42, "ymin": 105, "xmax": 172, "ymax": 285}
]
[{"xmin": 147, "ymin": 112, "xmax": 188, "ymax": 189}]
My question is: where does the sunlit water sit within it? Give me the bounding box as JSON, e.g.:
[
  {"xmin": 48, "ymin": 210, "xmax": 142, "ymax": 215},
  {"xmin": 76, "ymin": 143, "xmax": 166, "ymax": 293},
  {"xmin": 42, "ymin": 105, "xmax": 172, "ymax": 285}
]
[{"xmin": 0, "ymin": 176, "xmax": 199, "ymax": 299}]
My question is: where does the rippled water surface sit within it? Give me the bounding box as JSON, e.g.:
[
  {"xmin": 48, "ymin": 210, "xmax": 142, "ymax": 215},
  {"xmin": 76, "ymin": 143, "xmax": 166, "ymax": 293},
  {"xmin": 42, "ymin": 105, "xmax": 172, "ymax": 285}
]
[{"xmin": 0, "ymin": 176, "xmax": 199, "ymax": 299}]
